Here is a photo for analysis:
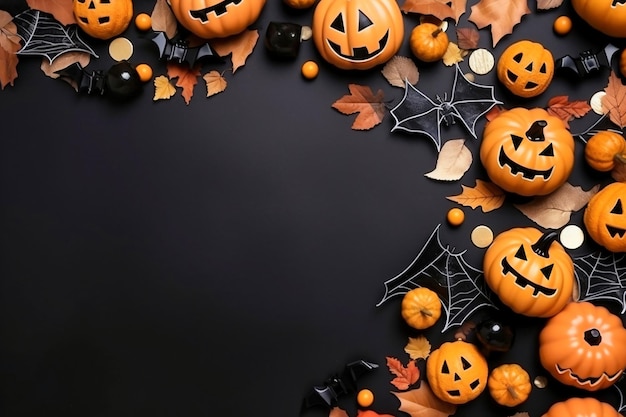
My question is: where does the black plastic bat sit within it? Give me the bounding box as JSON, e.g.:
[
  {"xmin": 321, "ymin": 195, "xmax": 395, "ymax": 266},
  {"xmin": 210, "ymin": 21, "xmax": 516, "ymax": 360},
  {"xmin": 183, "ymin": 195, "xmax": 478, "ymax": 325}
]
[
  {"xmin": 152, "ymin": 32, "xmax": 219, "ymax": 67},
  {"xmin": 556, "ymin": 43, "xmax": 619, "ymax": 79},
  {"xmin": 574, "ymin": 250, "xmax": 626, "ymax": 314},
  {"xmin": 390, "ymin": 64, "xmax": 501, "ymax": 152},
  {"xmin": 55, "ymin": 61, "xmax": 142, "ymax": 99},
  {"xmin": 376, "ymin": 224, "xmax": 498, "ymax": 333},
  {"xmin": 302, "ymin": 359, "xmax": 378, "ymax": 409},
  {"xmin": 13, "ymin": 9, "xmax": 98, "ymax": 64}
]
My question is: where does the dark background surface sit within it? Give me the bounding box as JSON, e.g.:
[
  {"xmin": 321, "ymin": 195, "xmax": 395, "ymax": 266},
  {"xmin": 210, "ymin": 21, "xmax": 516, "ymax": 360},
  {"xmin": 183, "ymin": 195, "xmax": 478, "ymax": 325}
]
[{"xmin": 0, "ymin": 0, "xmax": 624, "ymax": 416}]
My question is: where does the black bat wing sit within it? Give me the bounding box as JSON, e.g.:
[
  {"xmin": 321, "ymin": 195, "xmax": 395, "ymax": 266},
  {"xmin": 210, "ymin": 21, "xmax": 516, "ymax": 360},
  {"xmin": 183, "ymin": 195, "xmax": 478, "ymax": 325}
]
[
  {"xmin": 390, "ymin": 79, "xmax": 444, "ymax": 151},
  {"xmin": 152, "ymin": 32, "xmax": 219, "ymax": 67},
  {"xmin": 574, "ymin": 250, "xmax": 626, "ymax": 313}
]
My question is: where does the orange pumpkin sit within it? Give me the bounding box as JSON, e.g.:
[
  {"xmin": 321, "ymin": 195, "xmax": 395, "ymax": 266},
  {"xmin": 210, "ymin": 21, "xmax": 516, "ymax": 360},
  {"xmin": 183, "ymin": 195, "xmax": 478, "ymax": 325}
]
[
  {"xmin": 539, "ymin": 302, "xmax": 626, "ymax": 391},
  {"xmin": 480, "ymin": 107, "xmax": 575, "ymax": 196},
  {"xmin": 487, "ymin": 364, "xmax": 532, "ymax": 407},
  {"xmin": 409, "ymin": 23, "xmax": 449, "ymax": 63},
  {"xmin": 571, "ymin": 0, "xmax": 626, "ymax": 38},
  {"xmin": 401, "ymin": 287, "xmax": 442, "ymax": 329},
  {"xmin": 583, "ymin": 182, "xmax": 626, "ymax": 252},
  {"xmin": 542, "ymin": 397, "xmax": 622, "ymax": 417},
  {"xmin": 496, "ymin": 40, "xmax": 554, "ymax": 98},
  {"xmin": 73, "ymin": 0, "xmax": 133, "ymax": 40},
  {"xmin": 483, "ymin": 228, "xmax": 574, "ymax": 318},
  {"xmin": 584, "ymin": 131, "xmax": 626, "ymax": 172},
  {"xmin": 169, "ymin": 0, "xmax": 266, "ymax": 39},
  {"xmin": 312, "ymin": 0, "xmax": 404, "ymax": 70}
]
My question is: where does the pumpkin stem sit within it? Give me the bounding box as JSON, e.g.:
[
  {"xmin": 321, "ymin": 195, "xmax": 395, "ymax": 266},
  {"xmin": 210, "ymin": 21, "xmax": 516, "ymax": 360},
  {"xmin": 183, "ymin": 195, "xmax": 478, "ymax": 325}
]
[
  {"xmin": 531, "ymin": 231, "xmax": 558, "ymax": 258},
  {"xmin": 420, "ymin": 308, "xmax": 433, "ymax": 317},
  {"xmin": 507, "ymin": 385, "xmax": 519, "ymax": 400},
  {"xmin": 525, "ymin": 120, "xmax": 548, "ymax": 142},
  {"xmin": 431, "ymin": 28, "xmax": 443, "ymax": 38},
  {"xmin": 584, "ymin": 328, "xmax": 602, "ymax": 346},
  {"xmin": 615, "ymin": 153, "xmax": 626, "ymax": 164}
]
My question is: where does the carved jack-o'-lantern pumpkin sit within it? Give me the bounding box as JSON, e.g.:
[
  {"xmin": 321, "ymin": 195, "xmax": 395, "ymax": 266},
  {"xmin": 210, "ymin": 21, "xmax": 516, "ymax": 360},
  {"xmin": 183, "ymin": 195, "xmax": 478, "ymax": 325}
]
[
  {"xmin": 539, "ymin": 302, "xmax": 626, "ymax": 391},
  {"xmin": 571, "ymin": 0, "xmax": 626, "ymax": 38},
  {"xmin": 583, "ymin": 182, "xmax": 626, "ymax": 253},
  {"xmin": 169, "ymin": 0, "xmax": 267, "ymax": 39},
  {"xmin": 483, "ymin": 227, "xmax": 574, "ymax": 318},
  {"xmin": 480, "ymin": 107, "xmax": 575, "ymax": 197},
  {"xmin": 312, "ymin": 0, "xmax": 404, "ymax": 70},
  {"xmin": 73, "ymin": 0, "xmax": 133, "ymax": 40},
  {"xmin": 496, "ymin": 40, "xmax": 554, "ymax": 98},
  {"xmin": 426, "ymin": 340, "xmax": 488, "ymax": 404}
]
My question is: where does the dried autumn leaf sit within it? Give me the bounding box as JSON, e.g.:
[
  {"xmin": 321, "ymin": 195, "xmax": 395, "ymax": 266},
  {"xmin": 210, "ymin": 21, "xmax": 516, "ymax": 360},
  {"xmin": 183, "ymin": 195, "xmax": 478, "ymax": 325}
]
[
  {"xmin": 381, "ymin": 55, "xmax": 419, "ymax": 88},
  {"xmin": 0, "ymin": 18, "xmax": 20, "ymax": 89},
  {"xmin": 151, "ymin": 0, "xmax": 179, "ymax": 39},
  {"xmin": 153, "ymin": 75, "xmax": 177, "ymax": 101},
  {"xmin": 332, "ymin": 84, "xmax": 386, "ymax": 130},
  {"xmin": 537, "ymin": 0, "xmax": 564, "ymax": 10},
  {"xmin": 392, "ymin": 383, "xmax": 457, "ymax": 417},
  {"xmin": 40, "ymin": 51, "xmax": 91, "ymax": 81},
  {"xmin": 26, "ymin": 0, "xmax": 76, "ymax": 25},
  {"xmin": 442, "ymin": 42, "xmax": 466, "ymax": 66},
  {"xmin": 485, "ymin": 105, "xmax": 506, "ymax": 122},
  {"xmin": 456, "ymin": 27, "xmax": 480, "ymax": 50},
  {"xmin": 401, "ymin": 0, "xmax": 466, "ymax": 22},
  {"xmin": 424, "ymin": 139, "xmax": 472, "ymax": 181},
  {"xmin": 514, "ymin": 183, "xmax": 600, "ymax": 229},
  {"xmin": 453, "ymin": 320, "xmax": 477, "ymax": 342},
  {"xmin": 211, "ymin": 29, "xmax": 259, "ymax": 73},
  {"xmin": 203, "ymin": 70, "xmax": 227, "ymax": 97},
  {"xmin": 546, "ymin": 95, "xmax": 592, "ymax": 128},
  {"xmin": 602, "ymin": 71, "xmax": 626, "ymax": 128},
  {"xmin": 387, "ymin": 357, "xmax": 420, "ymax": 390},
  {"xmin": 612, "ymin": 154, "xmax": 626, "ymax": 182},
  {"xmin": 167, "ymin": 62, "xmax": 201, "ymax": 105},
  {"xmin": 405, "ymin": 335, "xmax": 431, "ymax": 360},
  {"xmin": 468, "ymin": 0, "xmax": 531, "ymax": 47},
  {"xmin": 329, "ymin": 407, "xmax": 350, "ymax": 417},
  {"xmin": 446, "ymin": 179, "xmax": 505, "ymax": 212}
]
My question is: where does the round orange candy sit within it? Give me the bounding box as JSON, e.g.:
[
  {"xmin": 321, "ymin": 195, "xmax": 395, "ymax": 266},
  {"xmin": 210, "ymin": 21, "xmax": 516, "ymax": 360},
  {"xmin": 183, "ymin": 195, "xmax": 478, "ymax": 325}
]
[
  {"xmin": 135, "ymin": 13, "xmax": 152, "ymax": 31},
  {"xmin": 553, "ymin": 16, "xmax": 572, "ymax": 35},
  {"xmin": 301, "ymin": 60, "xmax": 319, "ymax": 79},
  {"xmin": 135, "ymin": 63, "xmax": 153, "ymax": 82},
  {"xmin": 446, "ymin": 208, "xmax": 465, "ymax": 226},
  {"xmin": 357, "ymin": 389, "xmax": 374, "ymax": 407}
]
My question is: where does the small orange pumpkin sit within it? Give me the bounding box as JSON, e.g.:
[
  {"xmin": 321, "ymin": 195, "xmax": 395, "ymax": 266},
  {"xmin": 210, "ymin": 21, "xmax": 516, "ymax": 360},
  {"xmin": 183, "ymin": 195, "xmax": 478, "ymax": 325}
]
[
  {"xmin": 542, "ymin": 397, "xmax": 622, "ymax": 417},
  {"xmin": 487, "ymin": 363, "xmax": 532, "ymax": 407},
  {"xmin": 496, "ymin": 40, "xmax": 554, "ymax": 98},
  {"xmin": 583, "ymin": 182, "xmax": 626, "ymax": 252},
  {"xmin": 409, "ymin": 23, "xmax": 449, "ymax": 63},
  {"xmin": 584, "ymin": 131, "xmax": 626, "ymax": 172},
  {"xmin": 283, "ymin": 0, "xmax": 317, "ymax": 9},
  {"xmin": 73, "ymin": 0, "xmax": 133, "ymax": 40},
  {"xmin": 539, "ymin": 301, "xmax": 626, "ymax": 391},
  {"xmin": 401, "ymin": 287, "xmax": 442, "ymax": 330},
  {"xmin": 571, "ymin": 0, "xmax": 626, "ymax": 38}
]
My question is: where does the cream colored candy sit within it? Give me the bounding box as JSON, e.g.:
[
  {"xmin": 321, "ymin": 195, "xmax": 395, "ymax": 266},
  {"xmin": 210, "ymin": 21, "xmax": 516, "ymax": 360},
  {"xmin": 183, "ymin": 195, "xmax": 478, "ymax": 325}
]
[
  {"xmin": 590, "ymin": 91, "xmax": 607, "ymax": 115},
  {"xmin": 471, "ymin": 225, "xmax": 494, "ymax": 248},
  {"xmin": 109, "ymin": 37, "xmax": 134, "ymax": 62},
  {"xmin": 469, "ymin": 48, "xmax": 495, "ymax": 75},
  {"xmin": 559, "ymin": 224, "xmax": 585, "ymax": 250}
]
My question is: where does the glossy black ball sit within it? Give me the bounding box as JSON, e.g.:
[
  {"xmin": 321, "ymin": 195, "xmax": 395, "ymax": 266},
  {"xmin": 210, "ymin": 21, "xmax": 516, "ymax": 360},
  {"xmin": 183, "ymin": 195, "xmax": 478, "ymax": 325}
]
[
  {"xmin": 105, "ymin": 61, "xmax": 142, "ymax": 99},
  {"xmin": 476, "ymin": 319, "xmax": 514, "ymax": 353}
]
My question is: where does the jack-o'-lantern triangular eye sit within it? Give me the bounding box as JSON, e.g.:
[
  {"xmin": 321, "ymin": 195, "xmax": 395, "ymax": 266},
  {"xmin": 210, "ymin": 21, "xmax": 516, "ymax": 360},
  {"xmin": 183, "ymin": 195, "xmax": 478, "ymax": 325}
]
[
  {"xmin": 358, "ymin": 11, "xmax": 373, "ymax": 30},
  {"xmin": 611, "ymin": 199, "xmax": 623, "ymax": 215},
  {"xmin": 442, "ymin": 361, "xmax": 449, "ymax": 374},
  {"xmin": 541, "ymin": 264, "xmax": 553, "ymax": 279},
  {"xmin": 461, "ymin": 357, "xmax": 471, "ymax": 369},
  {"xmin": 515, "ymin": 245, "xmax": 527, "ymax": 260},
  {"xmin": 539, "ymin": 143, "xmax": 554, "ymax": 156},
  {"xmin": 331, "ymin": 13, "xmax": 344, "ymax": 32},
  {"xmin": 511, "ymin": 134, "xmax": 523, "ymax": 150}
]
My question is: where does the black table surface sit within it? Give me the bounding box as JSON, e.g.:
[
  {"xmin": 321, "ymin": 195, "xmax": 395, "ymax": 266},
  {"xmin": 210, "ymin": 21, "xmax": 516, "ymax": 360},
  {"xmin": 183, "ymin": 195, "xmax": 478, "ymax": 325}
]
[{"xmin": 0, "ymin": 0, "xmax": 624, "ymax": 416}]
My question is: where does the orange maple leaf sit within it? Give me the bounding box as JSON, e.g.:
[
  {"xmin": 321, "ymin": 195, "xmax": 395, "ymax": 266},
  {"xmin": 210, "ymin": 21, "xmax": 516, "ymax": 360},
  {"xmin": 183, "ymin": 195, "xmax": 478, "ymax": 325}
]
[
  {"xmin": 386, "ymin": 357, "xmax": 420, "ymax": 390},
  {"xmin": 26, "ymin": 0, "xmax": 76, "ymax": 25},
  {"xmin": 446, "ymin": 179, "xmax": 505, "ymax": 212},
  {"xmin": 602, "ymin": 71, "xmax": 626, "ymax": 129},
  {"xmin": 468, "ymin": 0, "xmax": 530, "ymax": 47},
  {"xmin": 210, "ymin": 30, "xmax": 259, "ymax": 74},
  {"xmin": 332, "ymin": 84, "xmax": 386, "ymax": 130},
  {"xmin": 167, "ymin": 62, "xmax": 201, "ymax": 105},
  {"xmin": 546, "ymin": 95, "xmax": 591, "ymax": 128}
]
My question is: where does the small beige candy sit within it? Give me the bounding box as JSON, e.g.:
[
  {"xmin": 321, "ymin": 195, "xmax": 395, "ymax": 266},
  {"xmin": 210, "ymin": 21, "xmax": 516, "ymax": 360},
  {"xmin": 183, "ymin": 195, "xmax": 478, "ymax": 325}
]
[
  {"xmin": 301, "ymin": 26, "xmax": 312, "ymax": 41},
  {"xmin": 560, "ymin": 224, "xmax": 585, "ymax": 250},
  {"xmin": 109, "ymin": 37, "xmax": 134, "ymax": 62},
  {"xmin": 534, "ymin": 376, "xmax": 548, "ymax": 388},
  {"xmin": 471, "ymin": 225, "xmax": 494, "ymax": 248},
  {"xmin": 464, "ymin": 72, "xmax": 475, "ymax": 82},
  {"xmin": 590, "ymin": 91, "xmax": 607, "ymax": 115},
  {"xmin": 469, "ymin": 48, "xmax": 495, "ymax": 75}
]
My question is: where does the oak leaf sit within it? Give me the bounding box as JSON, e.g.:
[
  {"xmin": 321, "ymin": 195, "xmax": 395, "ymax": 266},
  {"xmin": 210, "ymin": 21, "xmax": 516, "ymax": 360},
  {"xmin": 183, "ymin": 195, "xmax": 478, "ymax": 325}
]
[
  {"xmin": 167, "ymin": 62, "xmax": 201, "ymax": 104},
  {"xmin": 381, "ymin": 55, "xmax": 419, "ymax": 88},
  {"xmin": 425, "ymin": 139, "xmax": 472, "ymax": 181},
  {"xmin": 151, "ymin": 0, "xmax": 179, "ymax": 39},
  {"xmin": 514, "ymin": 183, "xmax": 600, "ymax": 229},
  {"xmin": 602, "ymin": 71, "xmax": 626, "ymax": 128},
  {"xmin": 211, "ymin": 29, "xmax": 259, "ymax": 73},
  {"xmin": 332, "ymin": 84, "xmax": 386, "ymax": 130},
  {"xmin": 612, "ymin": 154, "xmax": 626, "ymax": 182},
  {"xmin": 392, "ymin": 383, "xmax": 457, "ymax": 417},
  {"xmin": 400, "ymin": 0, "xmax": 466, "ymax": 22},
  {"xmin": 26, "ymin": 0, "xmax": 75, "ymax": 25},
  {"xmin": 546, "ymin": 95, "xmax": 591, "ymax": 128},
  {"xmin": 203, "ymin": 70, "xmax": 227, "ymax": 97},
  {"xmin": 537, "ymin": 0, "xmax": 564, "ymax": 9},
  {"xmin": 446, "ymin": 179, "xmax": 505, "ymax": 212},
  {"xmin": 405, "ymin": 335, "xmax": 431, "ymax": 360},
  {"xmin": 456, "ymin": 27, "xmax": 480, "ymax": 50},
  {"xmin": 387, "ymin": 357, "xmax": 420, "ymax": 390},
  {"xmin": 442, "ymin": 42, "xmax": 466, "ymax": 66},
  {"xmin": 468, "ymin": 0, "xmax": 531, "ymax": 47},
  {"xmin": 153, "ymin": 75, "xmax": 177, "ymax": 101},
  {"xmin": 0, "ymin": 16, "xmax": 20, "ymax": 89}
]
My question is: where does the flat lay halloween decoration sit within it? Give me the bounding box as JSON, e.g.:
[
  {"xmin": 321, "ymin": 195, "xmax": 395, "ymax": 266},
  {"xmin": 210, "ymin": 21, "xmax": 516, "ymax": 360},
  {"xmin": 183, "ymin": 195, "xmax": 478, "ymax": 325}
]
[
  {"xmin": 73, "ymin": 0, "xmax": 134, "ymax": 40},
  {"xmin": 571, "ymin": 0, "xmax": 626, "ymax": 38},
  {"xmin": 496, "ymin": 40, "xmax": 554, "ymax": 98},
  {"xmin": 480, "ymin": 107, "xmax": 576, "ymax": 197},
  {"xmin": 311, "ymin": 0, "xmax": 404, "ymax": 70},
  {"xmin": 539, "ymin": 301, "xmax": 626, "ymax": 391},
  {"xmin": 541, "ymin": 397, "xmax": 623, "ymax": 417},
  {"xmin": 483, "ymin": 227, "xmax": 574, "ymax": 318},
  {"xmin": 583, "ymin": 182, "xmax": 626, "ymax": 253}
]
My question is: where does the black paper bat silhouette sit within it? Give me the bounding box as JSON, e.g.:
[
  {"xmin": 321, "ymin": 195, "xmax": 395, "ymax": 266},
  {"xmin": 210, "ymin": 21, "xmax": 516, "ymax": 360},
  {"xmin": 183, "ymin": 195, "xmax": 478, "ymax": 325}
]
[
  {"xmin": 390, "ymin": 64, "xmax": 502, "ymax": 152},
  {"xmin": 152, "ymin": 32, "xmax": 219, "ymax": 67},
  {"xmin": 574, "ymin": 250, "xmax": 626, "ymax": 314},
  {"xmin": 376, "ymin": 224, "xmax": 498, "ymax": 333},
  {"xmin": 13, "ymin": 9, "xmax": 98, "ymax": 64}
]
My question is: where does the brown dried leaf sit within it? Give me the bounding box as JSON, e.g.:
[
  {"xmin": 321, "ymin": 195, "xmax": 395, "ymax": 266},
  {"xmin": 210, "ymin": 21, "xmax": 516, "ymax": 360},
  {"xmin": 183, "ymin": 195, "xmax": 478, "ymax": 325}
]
[
  {"xmin": 381, "ymin": 56, "xmax": 419, "ymax": 88},
  {"xmin": 546, "ymin": 95, "xmax": 591, "ymax": 128},
  {"xmin": 151, "ymin": 0, "xmax": 179, "ymax": 39},
  {"xmin": 392, "ymin": 383, "xmax": 457, "ymax": 417},
  {"xmin": 514, "ymin": 183, "xmax": 600, "ymax": 229},
  {"xmin": 26, "ymin": 0, "xmax": 75, "ymax": 25},
  {"xmin": 602, "ymin": 71, "xmax": 626, "ymax": 128},
  {"xmin": 153, "ymin": 75, "xmax": 176, "ymax": 101},
  {"xmin": 167, "ymin": 62, "xmax": 201, "ymax": 104},
  {"xmin": 387, "ymin": 357, "xmax": 420, "ymax": 390},
  {"xmin": 40, "ymin": 51, "xmax": 91, "ymax": 90},
  {"xmin": 424, "ymin": 139, "xmax": 472, "ymax": 181},
  {"xmin": 332, "ymin": 84, "xmax": 386, "ymax": 130},
  {"xmin": 468, "ymin": 0, "xmax": 531, "ymax": 47},
  {"xmin": 456, "ymin": 27, "xmax": 480, "ymax": 50},
  {"xmin": 203, "ymin": 70, "xmax": 227, "ymax": 97},
  {"xmin": 210, "ymin": 29, "xmax": 259, "ymax": 73},
  {"xmin": 405, "ymin": 335, "xmax": 431, "ymax": 360},
  {"xmin": 442, "ymin": 42, "xmax": 466, "ymax": 66},
  {"xmin": 401, "ymin": 0, "xmax": 466, "ymax": 22},
  {"xmin": 0, "ymin": 18, "xmax": 20, "ymax": 89},
  {"xmin": 612, "ymin": 154, "xmax": 626, "ymax": 182},
  {"xmin": 485, "ymin": 105, "xmax": 506, "ymax": 122},
  {"xmin": 329, "ymin": 407, "xmax": 350, "ymax": 417},
  {"xmin": 446, "ymin": 179, "xmax": 505, "ymax": 212},
  {"xmin": 537, "ymin": 0, "xmax": 564, "ymax": 10}
]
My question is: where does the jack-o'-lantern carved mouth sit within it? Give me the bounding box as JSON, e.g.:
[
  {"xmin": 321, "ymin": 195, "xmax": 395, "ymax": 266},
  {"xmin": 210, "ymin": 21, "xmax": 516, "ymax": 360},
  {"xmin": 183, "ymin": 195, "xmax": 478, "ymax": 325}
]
[
  {"xmin": 607, "ymin": 225, "xmax": 626, "ymax": 238},
  {"xmin": 189, "ymin": 0, "xmax": 243, "ymax": 22},
  {"xmin": 327, "ymin": 30, "xmax": 389, "ymax": 62},
  {"xmin": 498, "ymin": 145, "xmax": 554, "ymax": 180},
  {"xmin": 555, "ymin": 364, "xmax": 622, "ymax": 386},
  {"xmin": 613, "ymin": 0, "xmax": 626, "ymax": 7},
  {"xmin": 501, "ymin": 257, "xmax": 556, "ymax": 297}
]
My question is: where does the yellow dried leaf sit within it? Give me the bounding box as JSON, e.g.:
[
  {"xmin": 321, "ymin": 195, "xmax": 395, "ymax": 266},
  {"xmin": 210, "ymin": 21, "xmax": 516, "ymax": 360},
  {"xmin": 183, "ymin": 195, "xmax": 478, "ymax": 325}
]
[
  {"xmin": 446, "ymin": 179, "xmax": 505, "ymax": 212},
  {"xmin": 404, "ymin": 336, "xmax": 431, "ymax": 360},
  {"xmin": 153, "ymin": 75, "xmax": 176, "ymax": 101},
  {"xmin": 442, "ymin": 42, "xmax": 466, "ymax": 66},
  {"xmin": 203, "ymin": 70, "xmax": 227, "ymax": 97}
]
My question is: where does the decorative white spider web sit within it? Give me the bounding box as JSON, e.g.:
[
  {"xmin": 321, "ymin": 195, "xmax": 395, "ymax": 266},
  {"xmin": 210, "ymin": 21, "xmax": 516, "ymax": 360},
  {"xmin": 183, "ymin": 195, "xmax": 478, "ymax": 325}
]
[{"xmin": 574, "ymin": 250, "xmax": 626, "ymax": 314}]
